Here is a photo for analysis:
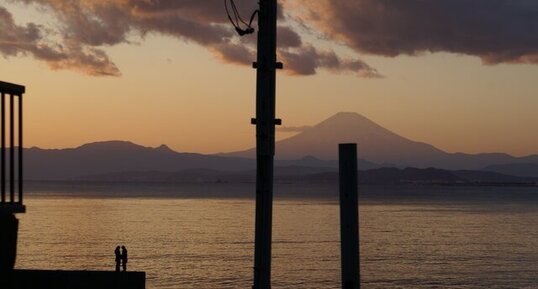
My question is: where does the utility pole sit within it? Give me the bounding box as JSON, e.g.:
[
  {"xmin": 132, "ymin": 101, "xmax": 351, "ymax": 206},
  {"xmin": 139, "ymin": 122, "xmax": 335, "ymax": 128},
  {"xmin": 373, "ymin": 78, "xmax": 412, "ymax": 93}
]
[{"xmin": 252, "ymin": 0, "xmax": 278, "ymax": 289}]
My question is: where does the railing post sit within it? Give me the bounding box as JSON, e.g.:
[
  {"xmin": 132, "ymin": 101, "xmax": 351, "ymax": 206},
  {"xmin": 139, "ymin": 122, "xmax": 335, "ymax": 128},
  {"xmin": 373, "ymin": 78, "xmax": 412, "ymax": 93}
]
[
  {"xmin": 10, "ymin": 93, "xmax": 14, "ymax": 203},
  {"xmin": 18, "ymin": 94, "xmax": 23, "ymax": 205},
  {"xmin": 1, "ymin": 92, "xmax": 5, "ymax": 203},
  {"xmin": 339, "ymin": 143, "xmax": 360, "ymax": 289}
]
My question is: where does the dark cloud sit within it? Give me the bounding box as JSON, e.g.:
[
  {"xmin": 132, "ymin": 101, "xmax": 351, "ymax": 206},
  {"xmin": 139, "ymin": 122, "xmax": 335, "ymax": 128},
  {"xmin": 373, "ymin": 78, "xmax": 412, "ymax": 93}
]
[
  {"xmin": 136, "ymin": 13, "xmax": 232, "ymax": 45},
  {"xmin": 288, "ymin": 0, "xmax": 538, "ymax": 64},
  {"xmin": 0, "ymin": 6, "xmax": 120, "ymax": 76},
  {"xmin": 2, "ymin": 0, "xmax": 376, "ymax": 77},
  {"xmin": 5, "ymin": 0, "xmax": 538, "ymax": 77},
  {"xmin": 278, "ymin": 26, "xmax": 302, "ymax": 48},
  {"xmin": 212, "ymin": 42, "xmax": 255, "ymax": 66},
  {"xmin": 0, "ymin": 7, "xmax": 41, "ymax": 56},
  {"xmin": 279, "ymin": 45, "xmax": 381, "ymax": 77}
]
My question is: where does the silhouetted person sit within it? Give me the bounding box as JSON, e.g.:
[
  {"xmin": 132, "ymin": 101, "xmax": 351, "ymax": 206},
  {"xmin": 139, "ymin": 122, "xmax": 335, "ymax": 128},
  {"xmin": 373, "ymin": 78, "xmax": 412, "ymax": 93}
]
[
  {"xmin": 114, "ymin": 246, "xmax": 121, "ymax": 272},
  {"xmin": 121, "ymin": 246, "xmax": 128, "ymax": 272}
]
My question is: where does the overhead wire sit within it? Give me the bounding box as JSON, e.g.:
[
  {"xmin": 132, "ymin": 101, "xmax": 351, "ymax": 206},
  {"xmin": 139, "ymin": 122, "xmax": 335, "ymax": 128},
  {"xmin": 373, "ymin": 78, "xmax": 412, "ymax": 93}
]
[
  {"xmin": 224, "ymin": 0, "xmax": 239, "ymax": 29},
  {"xmin": 248, "ymin": 10, "xmax": 258, "ymax": 28},
  {"xmin": 224, "ymin": 0, "xmax": 257, "ymax": 36},
  {"xmin": 231, "ymin": 0, "xmax": 250, "ymax": 27}
]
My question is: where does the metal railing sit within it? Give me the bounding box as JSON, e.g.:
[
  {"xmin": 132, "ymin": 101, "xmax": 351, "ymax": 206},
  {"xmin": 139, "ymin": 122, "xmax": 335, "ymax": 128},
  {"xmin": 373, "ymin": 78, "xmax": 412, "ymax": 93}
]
[{"xmin": 0, "ymin": 81, "xmax": 25, "ymax": 214}]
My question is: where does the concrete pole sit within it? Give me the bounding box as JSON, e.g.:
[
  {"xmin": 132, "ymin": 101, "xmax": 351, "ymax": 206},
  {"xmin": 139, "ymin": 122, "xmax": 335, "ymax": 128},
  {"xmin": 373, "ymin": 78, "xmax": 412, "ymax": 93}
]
[
  {"xmin": 339, "ymin": 144, "xmax": 360, "ymax": 289},
  {"xmin": 252, "ymin": 1, "xmax": 277, "ymax": 289}
]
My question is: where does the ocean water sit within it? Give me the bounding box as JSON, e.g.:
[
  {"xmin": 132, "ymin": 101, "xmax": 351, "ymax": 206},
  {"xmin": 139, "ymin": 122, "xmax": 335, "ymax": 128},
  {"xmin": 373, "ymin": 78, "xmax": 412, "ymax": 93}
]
[{"xmin": 14, "ymin": 182, "xmax": 538, "ymax": 288}]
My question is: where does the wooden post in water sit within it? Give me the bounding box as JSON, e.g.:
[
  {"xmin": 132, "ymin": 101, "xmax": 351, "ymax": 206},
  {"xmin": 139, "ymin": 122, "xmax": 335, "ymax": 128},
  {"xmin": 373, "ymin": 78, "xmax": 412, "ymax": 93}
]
[{"xmin": 339, "ymin": 143, "xmax": 360, "ymax": 289}]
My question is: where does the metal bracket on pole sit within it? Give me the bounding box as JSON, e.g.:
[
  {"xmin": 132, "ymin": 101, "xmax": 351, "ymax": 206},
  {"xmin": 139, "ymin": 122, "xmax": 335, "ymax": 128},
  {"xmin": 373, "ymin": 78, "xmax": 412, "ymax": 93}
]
[
  {"xmin": 251, "ymin": 118, "xmax": 281, "ymax": 125},
  {"xmin": 252, "ymin": 62, "xmax": 283, "ymax": 69}
]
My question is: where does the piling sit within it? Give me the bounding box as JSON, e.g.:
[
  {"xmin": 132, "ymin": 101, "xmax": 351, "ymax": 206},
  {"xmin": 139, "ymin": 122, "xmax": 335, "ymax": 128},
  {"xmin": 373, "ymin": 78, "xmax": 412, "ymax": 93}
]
[{"xmin": 339, "ymin": 143, "xmax": 360, "ymax": 289}]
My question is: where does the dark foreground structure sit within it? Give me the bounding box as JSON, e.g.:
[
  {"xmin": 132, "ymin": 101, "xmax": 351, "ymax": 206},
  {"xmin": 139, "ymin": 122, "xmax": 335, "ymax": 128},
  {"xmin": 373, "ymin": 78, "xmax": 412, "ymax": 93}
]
[
  {"xmin": 0, "ymin": 80, "xmax": 146, "ymax": 289},
  {"xmin": 0, "ymin": 270, "xmax": 146, "ymax": 289},
  {"xmin": 0, "ymin": 81, "xmax": 25, "ymax": 272}
]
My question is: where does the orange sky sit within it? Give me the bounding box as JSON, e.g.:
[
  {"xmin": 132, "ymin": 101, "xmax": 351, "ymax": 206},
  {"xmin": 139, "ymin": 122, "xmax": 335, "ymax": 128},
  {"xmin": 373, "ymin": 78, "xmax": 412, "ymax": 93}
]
[{"xmin": 2, "ymin": 1, "xmax": 538, "ymax": 156}]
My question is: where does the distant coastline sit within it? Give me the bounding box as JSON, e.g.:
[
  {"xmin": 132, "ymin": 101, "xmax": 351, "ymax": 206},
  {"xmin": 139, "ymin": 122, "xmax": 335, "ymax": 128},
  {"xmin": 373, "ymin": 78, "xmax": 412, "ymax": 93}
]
[
  {"xmin": 28, "ymin": 166, "xmax": 537, "ymax": 187},
  {"xmin": 23, "ymin": 180, "xmax": 538, "ymax": 205}
]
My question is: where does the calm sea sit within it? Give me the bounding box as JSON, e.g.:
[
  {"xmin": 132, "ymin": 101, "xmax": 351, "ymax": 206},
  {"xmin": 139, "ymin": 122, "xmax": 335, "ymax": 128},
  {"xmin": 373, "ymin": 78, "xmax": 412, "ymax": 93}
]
[{"xmin": 15, "ymin": 182, "xmax": 538, "ymax": 288}]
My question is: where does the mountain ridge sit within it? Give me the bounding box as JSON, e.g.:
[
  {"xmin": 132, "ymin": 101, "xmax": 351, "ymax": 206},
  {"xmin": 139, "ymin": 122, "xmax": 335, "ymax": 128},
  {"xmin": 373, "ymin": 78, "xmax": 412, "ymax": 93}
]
[
  {"xmin": 222, "ymin": 112, "xmax": 538, "ymax": 170},
  {"xmin": 22, "ymin": 140, "xmax": 363, "ymax": 180},
  {"xmin": 16, "ymin": 112, "xmax": 538, "ymax": 179}
]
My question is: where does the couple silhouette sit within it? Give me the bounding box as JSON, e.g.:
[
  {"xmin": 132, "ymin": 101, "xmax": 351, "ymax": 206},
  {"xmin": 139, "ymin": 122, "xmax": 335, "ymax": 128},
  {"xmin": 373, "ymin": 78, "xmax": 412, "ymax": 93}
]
[{"xmin": 114, "ymin": 246, "xmax": 128, "ymax": 272}]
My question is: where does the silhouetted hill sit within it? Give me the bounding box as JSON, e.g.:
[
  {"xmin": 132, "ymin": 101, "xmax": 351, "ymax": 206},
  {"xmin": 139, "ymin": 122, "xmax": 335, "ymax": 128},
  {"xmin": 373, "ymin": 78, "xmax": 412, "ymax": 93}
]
[
  {"xmin": 362, "ymin": 167, "xmax": 462, "ymax": 184},
  {"xmin": 23, "ymin": 141, "xmax": 373, "ymax": 180},
  {"xmin": 303, "ymin": 168, "xmax": 536, "ymax": 185},
  {"xmin": 24, "ymin": 141, "xmax": 256, "ymax": 180},
  {"xmin": 76, "ymin": 166, "xmax": 537, "ymax": 186},
  {"xmin": 77, "ymin": 169, "xmax": 242, "ymax": 183},
  {"xmin": 452, "ymin": 169, "xmax": 537, "ymax": 183},
  {"xmin": 222, "ymin": 112, "xmax": 538, "ymax": 170},
  {"xmin": 275, "ymin": 155, "xmax": 378, "ymax": 170},
  {"xmin": 77, "ymin": 166, "xmax": 339, "ymax": 183},
  {"xmin": 482, "ymin": 163, "xmax": 538, "ymax": 178},
  {"xmin": 300, "ymin": 167, "xmax": 462, "ymax": 184}
]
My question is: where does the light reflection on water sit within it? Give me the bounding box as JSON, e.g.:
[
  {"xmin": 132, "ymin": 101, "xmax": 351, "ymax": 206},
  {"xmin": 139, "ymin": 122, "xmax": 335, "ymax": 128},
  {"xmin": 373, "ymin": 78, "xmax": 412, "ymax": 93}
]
[{"xmin": 15, "ymin": 183, "xmax": 538, "ymax": 288}]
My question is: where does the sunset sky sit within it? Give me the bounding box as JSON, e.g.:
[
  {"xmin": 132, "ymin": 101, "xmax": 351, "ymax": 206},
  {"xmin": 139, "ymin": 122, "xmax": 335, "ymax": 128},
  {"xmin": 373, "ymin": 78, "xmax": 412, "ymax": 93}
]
[{"xmin": 1, "ymin": 0, "xmax": 538, "ymax": 156}]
